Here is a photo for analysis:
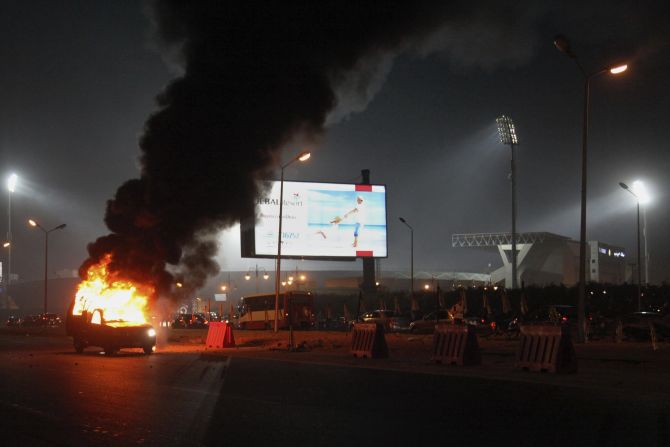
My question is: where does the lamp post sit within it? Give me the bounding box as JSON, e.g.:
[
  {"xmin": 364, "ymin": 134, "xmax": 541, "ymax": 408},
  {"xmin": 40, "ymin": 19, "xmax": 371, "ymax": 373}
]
[
  {"xmin": 632, "ymin": 181, "xmax": 651, "ymax": 286},
  {"xmin": 619, "ymin": 181, "xmax": 650, "ymax": 311},
  {"xmin": 274, "ymin": 150, "xmax": 311, "ymax": 333},
  {"xmin": 28, "ymin": 219, "xmax": 66, "ymax": 314},
  {"xmin": 554, "ymin": 34, "xmax": 628, "ymax": 343},
  {"xmin": 245, "ymin": 264, "xmax": 269, "ymax": 293},
  {"xmin": 496, "ymin": 115, "xmax": 519, "ymax": 290},
  {"xmin": 5, "ymin": 174, "xmax": 17, "ymax": 307},
  {"xmin": 399, "ymin": 217, "xmax": 414, "ymax": 299}
]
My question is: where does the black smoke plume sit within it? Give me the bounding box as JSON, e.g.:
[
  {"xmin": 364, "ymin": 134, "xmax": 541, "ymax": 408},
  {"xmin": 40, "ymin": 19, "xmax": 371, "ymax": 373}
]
[{"xmin": 80, "ymin": 1, "xmax": 521, "ymax": 297}]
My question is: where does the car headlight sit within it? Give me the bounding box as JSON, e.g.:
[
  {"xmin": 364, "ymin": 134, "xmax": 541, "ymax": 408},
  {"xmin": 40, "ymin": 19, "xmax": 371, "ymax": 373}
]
[{"xmin": 147, "ymin": 328, "xmax": 156, "ymax": 337}]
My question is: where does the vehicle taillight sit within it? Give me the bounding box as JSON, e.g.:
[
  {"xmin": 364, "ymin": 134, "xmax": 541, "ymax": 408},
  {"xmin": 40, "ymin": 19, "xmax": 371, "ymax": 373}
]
[
  {"xmin": 490, "ymin": 322, "xmax": 496, "ymax": 329},
  {"xmin": 562, "ymin": 316, "xmax": 568, "ymax": 321}
]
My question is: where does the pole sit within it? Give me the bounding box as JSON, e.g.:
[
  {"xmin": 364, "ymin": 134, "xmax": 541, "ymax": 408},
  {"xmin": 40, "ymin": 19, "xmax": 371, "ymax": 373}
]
[
  {"xmin": 6, "ymin": 189, "xmax": 11, "ymax": 307},
  {"xmin": 44, "ymin": 231, "xmax": 49, "ymax": 314},
  {"xmin": 274, "ymin": 167, "xmax": 285, "ymax": 332},
  {"xmin": 511, "ymin": 142, "xmax": 518, "ymax": 289},
  {"xmin": 643, "ymin": 207, "xmax": 649, "ymax": 285},
  {"xmin": 636, "ymin": 201, "xmax": 642, "ymax": 311},
  {"xmin": 577, "ymin": 76, "xmax": 590, "ymax": 344},
  {"xmin": 410, "ymin": 227, "xmax": 414, "ymax": 300}
]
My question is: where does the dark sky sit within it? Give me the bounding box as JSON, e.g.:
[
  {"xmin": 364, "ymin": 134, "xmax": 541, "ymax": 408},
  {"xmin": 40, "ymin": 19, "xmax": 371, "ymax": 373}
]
[{"xmin": 1, "ymin": 1, "xmax": 668, "ymax": 290}]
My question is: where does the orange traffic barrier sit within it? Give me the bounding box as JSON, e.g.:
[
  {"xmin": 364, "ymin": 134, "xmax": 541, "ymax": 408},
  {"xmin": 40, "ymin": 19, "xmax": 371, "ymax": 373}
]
[
  {"xmin": 516, "ymin": 324, "xmax": 577, "ymax": 373},
  {"xmin": 351, "ymin": 322, "xmax": 388, "ymax": 358},
  {"xmin": 432, "ymin": 323, "xmax": 481, "ymax": 366},
  {"xmin": 205, "ymin": 321, "xmax": 236, "ymax": 349}
]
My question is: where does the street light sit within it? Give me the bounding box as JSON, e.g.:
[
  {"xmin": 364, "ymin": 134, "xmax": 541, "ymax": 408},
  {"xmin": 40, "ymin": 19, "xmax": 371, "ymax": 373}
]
[
  {"xmin": 496, "ymin": 114, "xmax": 519, "ymax": 290},
  {"xmin": 619, "ymin": 181, "xmax": 649, "ymax": 311},
  {"xmin": 274, "ymin": 150, "xmax": 311, "ymax": 333},
  {"xmin": 28, "ymin": 219, "xmax": 66, "ymax": 314},
  {"xmin": 5, "ymin": 173, "xmax": 18, "ymax": 307},
  {"xmin": 398, "ymin": 217, "xmax": 414, "ymax": 299},
  {"xmin": 245, "ymin": 264, "xmax": 269, "ymax": 293},
  {"xmin": 554, "ymin": 34, "xmax": 628, "ymax": 343},
  {"xmin": 632, "ymin": 180, "xmax": 651, "ymax": 285}
]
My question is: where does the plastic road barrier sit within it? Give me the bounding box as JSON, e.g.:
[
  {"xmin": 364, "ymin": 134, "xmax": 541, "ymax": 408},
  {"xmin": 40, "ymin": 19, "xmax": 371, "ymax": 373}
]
[
  {"xmin": 432, "ymin": 323, "xmax": 481, "ymax": 366},
  {"xmin": 516, "ymin": 324, "xmax": 577, "ymax": 373},
  {"xmin": 205, "ymin": 321, "xmax": 236, "ymax": 349},
  {"xmin": 351, "ymin": 322, "xmax": 388, "ymax": 358}
]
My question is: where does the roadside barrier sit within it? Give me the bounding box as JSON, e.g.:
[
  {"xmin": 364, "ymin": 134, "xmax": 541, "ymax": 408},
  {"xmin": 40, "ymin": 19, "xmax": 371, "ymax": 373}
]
[
  {"xmin": 431, "ymin": 323, "xmax": 481, "ymax": 366},
  {"xmin": 205, "ymin": 321, "xmax": 236, "ymax": 349},
  {"xmin": 351, "ymin": 323, "xmax": 388, "ymax": 358},
  {"xmin": 516, "ymin": 324, "xmax": 577, "ymax": 373}
]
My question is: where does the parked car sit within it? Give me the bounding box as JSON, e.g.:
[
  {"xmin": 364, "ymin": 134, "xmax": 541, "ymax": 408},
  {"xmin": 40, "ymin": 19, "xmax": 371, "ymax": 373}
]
[
  {"xmin": 355, "ymin": 310, "xmax": 411, "ymax": 332},
  {"xmin": 409, "ymin": 310, "xmax": 453, "ymax": 334},
  {"xmin": 20, "ymin": 315, "xmax": 43, "ymax": 327},
  {"xmin": 621, "ymin": 312, "xmax": 670, "ymax": 341},
  {"xmin": 6, "ymin": 315, "xmax": 21, "ymax": 326},
  {"xmin": 171, "ymin": 313, "xmax": 209, "ymax": 329}
]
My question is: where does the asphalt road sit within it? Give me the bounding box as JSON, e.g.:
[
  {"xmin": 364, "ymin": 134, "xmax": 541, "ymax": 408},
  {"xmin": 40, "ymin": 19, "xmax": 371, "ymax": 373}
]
[{"xmin": 1, "ymin": 334, "xmax": 668, "ymax": 446}]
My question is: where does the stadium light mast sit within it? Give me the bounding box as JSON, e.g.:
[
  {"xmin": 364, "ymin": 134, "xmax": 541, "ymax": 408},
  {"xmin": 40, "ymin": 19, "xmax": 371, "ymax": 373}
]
[
  {"xmin": 5, "ymin": 174, "xmax": 18, "ymax": 307},
  {"xmin": 496, "ymin": 115, "xmax": 519, "ymax": 290},
  {"xmin": 274, "ymin": 151, "xmax": 310, "ymax": 333},
  {"xmin": 554, "ymin": 34, "xmax": 628, "ymax": 343}
]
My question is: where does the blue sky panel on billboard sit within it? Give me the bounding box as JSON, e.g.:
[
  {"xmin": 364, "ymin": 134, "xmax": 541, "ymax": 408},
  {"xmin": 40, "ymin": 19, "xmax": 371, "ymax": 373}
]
[{"xmin": 252, "ymin": 181, "xmax": 387, "ymax": 259}]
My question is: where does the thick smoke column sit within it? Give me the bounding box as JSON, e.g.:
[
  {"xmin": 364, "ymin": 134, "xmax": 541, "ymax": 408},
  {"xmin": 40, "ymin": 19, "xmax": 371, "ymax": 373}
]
[{"xmin": 81, "ymin": 1, "xmax": 530, "ymax": 296}]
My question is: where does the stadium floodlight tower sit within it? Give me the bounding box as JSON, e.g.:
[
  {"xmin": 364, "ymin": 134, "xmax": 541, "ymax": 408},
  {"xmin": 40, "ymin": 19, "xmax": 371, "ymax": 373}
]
[
  {"xmin": 496, "ymin": 115, "xmax": 519, "ymax": 290},
  {"xmin": 5, "ymin": 173, "xmax": 18, "ymax": 307},
  {"xmin": 554, "ymin": 34, "xmax": 628, "ymax": 343}
]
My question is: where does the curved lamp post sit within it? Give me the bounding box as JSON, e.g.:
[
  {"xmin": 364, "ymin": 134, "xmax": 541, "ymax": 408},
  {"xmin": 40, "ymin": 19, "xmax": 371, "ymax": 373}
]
[
  {"xmin": 554, "ymin": 34, "xmax": 628, "ymax": 343},
  {"xmin": 28, "ymin": 219, "xmax": 66, "ymax": 314},
  {"xmin": 399, "ymin": 217, "xmax": 414, "ymax": 299},
  {"xmin": 619, "ymin": 181, "xmax": 650, "ymax": 311},
  {"xmin": 274, "ymin": 151, "xmax": 311, "ymax": 333}
]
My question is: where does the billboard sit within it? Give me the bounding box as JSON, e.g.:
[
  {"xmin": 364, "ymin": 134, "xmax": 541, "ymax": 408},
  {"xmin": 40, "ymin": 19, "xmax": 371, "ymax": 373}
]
[{"xmin": 241, "ymin": 181, "xmax": 387, "ymax": 259}]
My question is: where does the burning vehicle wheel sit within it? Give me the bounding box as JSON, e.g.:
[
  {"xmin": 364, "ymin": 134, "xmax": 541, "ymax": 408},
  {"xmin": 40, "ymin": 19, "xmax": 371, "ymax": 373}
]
[{"xmin": 73, "ymin": 337, "xmax": 86, "ymax": 354}]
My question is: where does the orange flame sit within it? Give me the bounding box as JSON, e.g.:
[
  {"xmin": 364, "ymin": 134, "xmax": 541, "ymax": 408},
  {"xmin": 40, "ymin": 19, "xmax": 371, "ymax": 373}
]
[{"xmin": 73, "ymin": 254, "xmax": 153, "ymax": 326}]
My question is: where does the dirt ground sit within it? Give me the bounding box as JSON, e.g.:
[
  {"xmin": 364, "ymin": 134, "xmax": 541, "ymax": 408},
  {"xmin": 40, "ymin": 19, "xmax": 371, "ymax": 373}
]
[{"xmin": 163, "ymin": 326, "xmax": 670, "ymax": 402}]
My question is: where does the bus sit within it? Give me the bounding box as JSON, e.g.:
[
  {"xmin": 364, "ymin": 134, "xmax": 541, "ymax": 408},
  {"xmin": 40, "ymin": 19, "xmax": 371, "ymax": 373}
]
[{"xmin": 236, "ymin": 291, "xmax": 315, "ymax": 330}]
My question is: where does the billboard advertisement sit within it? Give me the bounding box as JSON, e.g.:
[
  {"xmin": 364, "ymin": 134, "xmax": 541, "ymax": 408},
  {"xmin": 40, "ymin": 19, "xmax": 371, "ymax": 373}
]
[{"xmin": 242, "ymin": 181, "xmax": 387, "ymax": 259}]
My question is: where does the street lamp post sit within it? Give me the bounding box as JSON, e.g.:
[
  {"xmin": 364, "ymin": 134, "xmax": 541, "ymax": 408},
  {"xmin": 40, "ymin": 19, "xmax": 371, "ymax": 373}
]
[
  {"xmin": 274, "ymin": 151, "xmax": 311, "ymax": 333},
  {"xmin": 6, "ymin": 174, "xmax": 18, "ymax": 307},
  {"xmin": 619, "ymin": 181, "xmax": 649, "ymax": 311},
  {"xmin": 554, "ymin": 34, "xmax": 628, "ymax": 343},
  {"xmin": 245, "ymin": 264, "xmax": 269, "ymax": 293},
  {"xmin": 398, "ymin": 217, "xmax": 414, "ymax": 300},
  {"xmin": 28, "ymin": 219, "xmax": 66, "ymax": 314},
  {"xmin": 632, "ymin": 180, "xmax": 651, "ymax": 286},
  {"xmin": 496, "ymin": 115, "xmax": 519, "ymax": 290}
]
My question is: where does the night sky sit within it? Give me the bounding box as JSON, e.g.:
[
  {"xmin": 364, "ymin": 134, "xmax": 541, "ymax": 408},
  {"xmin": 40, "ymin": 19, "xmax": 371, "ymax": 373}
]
[{"xmin": 1, "ymin": 1, "xmax": 668, "ymax": 291}]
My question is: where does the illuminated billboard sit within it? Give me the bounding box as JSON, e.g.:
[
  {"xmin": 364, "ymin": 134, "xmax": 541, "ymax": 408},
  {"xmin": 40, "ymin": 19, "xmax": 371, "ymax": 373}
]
[{"xmin": 241, "ymin": 181, "xmax": 387, "ymax": 259}]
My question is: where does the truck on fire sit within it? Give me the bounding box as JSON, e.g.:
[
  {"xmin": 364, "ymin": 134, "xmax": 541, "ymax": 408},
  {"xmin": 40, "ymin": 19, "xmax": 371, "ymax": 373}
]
[{"xmin": 65, "ymin": 299, "xmax": 157, "ymax": 355}]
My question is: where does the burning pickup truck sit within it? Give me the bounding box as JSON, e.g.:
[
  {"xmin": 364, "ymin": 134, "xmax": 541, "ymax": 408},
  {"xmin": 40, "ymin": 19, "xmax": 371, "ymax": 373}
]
[
  {"xmin": 66, "ymin": 255, "xmax": 157, "ymax": 355},
  {"xmin": 66, "ymin": 300, "xmax": 156, "ymax": 355}
]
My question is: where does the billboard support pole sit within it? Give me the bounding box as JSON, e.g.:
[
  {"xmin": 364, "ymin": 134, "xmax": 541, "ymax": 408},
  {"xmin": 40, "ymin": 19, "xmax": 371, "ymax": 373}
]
[{"xmin": 360, "ymin": 169, "xmax": 377, "ymax": 302}]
